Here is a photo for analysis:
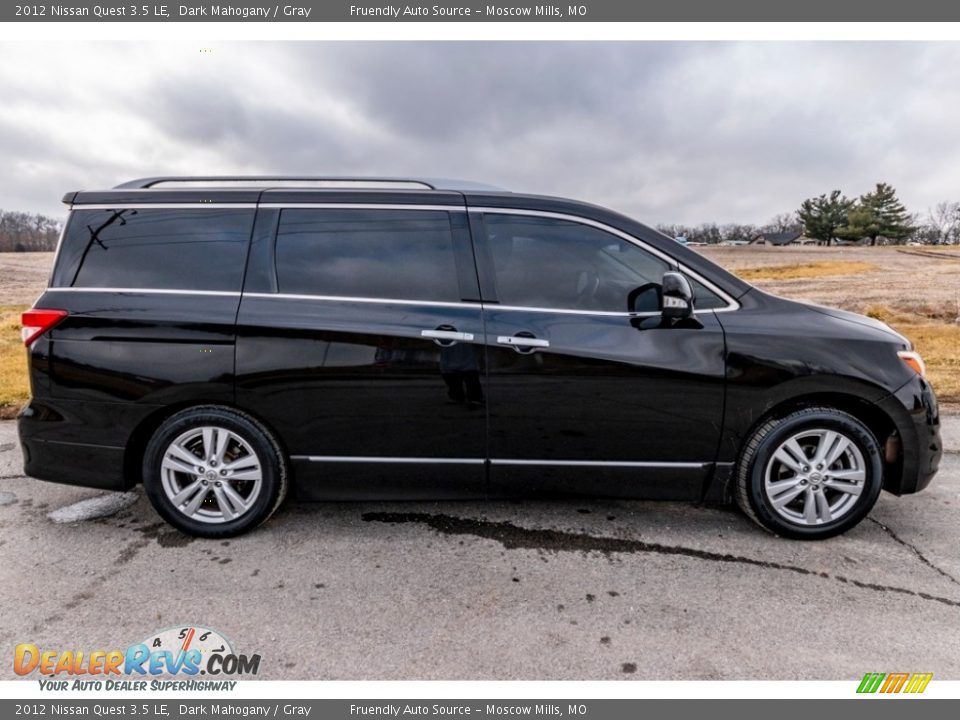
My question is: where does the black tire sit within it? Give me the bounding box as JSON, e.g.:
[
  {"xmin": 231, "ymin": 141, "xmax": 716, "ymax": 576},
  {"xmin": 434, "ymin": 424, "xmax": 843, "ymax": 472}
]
[
  {"xmin": 142, "ymin": 406, "xmax": 288, "ymax": 538},
  {"xmin": 734, "ymin": 407, "xmax": 883, "ymax": 540}
]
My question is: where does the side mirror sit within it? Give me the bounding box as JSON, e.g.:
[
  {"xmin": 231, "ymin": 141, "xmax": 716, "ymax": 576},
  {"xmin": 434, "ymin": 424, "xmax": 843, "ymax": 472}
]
[{"xmin": 661, "ymin": 272, "xmax": 694, "ymax": 320}]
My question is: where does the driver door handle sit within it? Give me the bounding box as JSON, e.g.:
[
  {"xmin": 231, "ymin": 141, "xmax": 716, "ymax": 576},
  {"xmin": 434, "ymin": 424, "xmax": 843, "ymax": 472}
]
[
  {"xmin": 497, "ymin": 335, "xmax": 550, "ymax": 349},
  {"xmin": 421, "ymin": 329, "xmax": 474, "ymax": 342}
]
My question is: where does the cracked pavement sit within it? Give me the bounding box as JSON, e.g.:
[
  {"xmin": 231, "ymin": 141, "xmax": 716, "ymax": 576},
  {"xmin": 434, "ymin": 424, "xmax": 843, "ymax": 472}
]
[{"xmin": 1, "ymin": 418, "xmax": 959, "ymax": 680}]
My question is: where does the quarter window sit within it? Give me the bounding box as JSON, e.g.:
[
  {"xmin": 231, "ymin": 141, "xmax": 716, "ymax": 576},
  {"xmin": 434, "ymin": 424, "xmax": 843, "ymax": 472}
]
[
  {"xmin": 274, "ymin": 209, "xmax": 462, "ymax": 302},
  {"xmin": 687, "ymin": 278, "xmax": 729, "ymax": 310},
  {"xmin": 59, "ymin": 208, "xmax": 254, "ymax": 291}
]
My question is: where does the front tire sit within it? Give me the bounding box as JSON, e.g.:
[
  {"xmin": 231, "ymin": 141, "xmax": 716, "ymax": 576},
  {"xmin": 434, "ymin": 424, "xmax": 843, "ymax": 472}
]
[
  {"xmin": 143, "ymin": 406, "xmax": 288, "ymax": 538},
  {"xmin": 735, "ymin": 407, "xmax": 883, "ymax": 540}
]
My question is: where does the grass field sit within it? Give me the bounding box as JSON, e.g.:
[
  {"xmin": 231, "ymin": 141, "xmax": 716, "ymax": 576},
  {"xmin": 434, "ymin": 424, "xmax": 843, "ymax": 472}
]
[
  {"xmin": 0, "ymin": 248, "xmax": 957, "ymax": 417},
  {"xmin": 735, "ymin": 261, "xmax": 879, "ymax": 281},
  {"xmin": 0, "ymin": 305, "xmax": 28, "ymax": 418}
]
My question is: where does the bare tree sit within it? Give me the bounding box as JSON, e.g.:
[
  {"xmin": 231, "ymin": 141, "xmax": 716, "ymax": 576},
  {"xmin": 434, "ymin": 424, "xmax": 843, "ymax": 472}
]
[
  {"xmin": 719, "ymin": 223, "xmax": 759, "ymax": 244},
  {"xmin": 927, "ymin": 201, "xmax": 960, "ymax": 245},
  {"xmin": 762, "ymin": 212, "xmax": 801, "ymax": 234},
  {"xmin": 0, "ymin": 210, "xmax": 62, "ymax": 252},
  {"xmin": 655, "ymin": 223, "xmax": 690, "ymax": 241}
]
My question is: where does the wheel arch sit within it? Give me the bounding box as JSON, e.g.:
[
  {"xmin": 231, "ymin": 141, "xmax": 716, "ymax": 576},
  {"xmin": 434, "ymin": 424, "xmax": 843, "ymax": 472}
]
[
  {"xmin": 714, "ymin": 390, "xmax": 902, "ymax": 503},
  {"xmin": 122, "ymin": 401, "xmax": 292, "ymax": 490},
  {"xmin": 748, "ymin": 392, "xmax": 898, "ymax": 454}
]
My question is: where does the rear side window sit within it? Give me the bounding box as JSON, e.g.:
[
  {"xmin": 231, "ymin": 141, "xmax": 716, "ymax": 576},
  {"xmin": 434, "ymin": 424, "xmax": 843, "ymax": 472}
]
[
  {"xmin": 274, "ymin": 209, "xmax": 462, "ymax": 302},
  {"xmin": 53, "ymin": 208, "xmax": 254, "ymax": 291}
]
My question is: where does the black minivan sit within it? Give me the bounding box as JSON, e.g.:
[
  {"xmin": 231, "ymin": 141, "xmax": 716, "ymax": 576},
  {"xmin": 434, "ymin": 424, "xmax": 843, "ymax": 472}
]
[{"xmin": 18, "ymin": 177, "xmax": 941, "ymax": 539}]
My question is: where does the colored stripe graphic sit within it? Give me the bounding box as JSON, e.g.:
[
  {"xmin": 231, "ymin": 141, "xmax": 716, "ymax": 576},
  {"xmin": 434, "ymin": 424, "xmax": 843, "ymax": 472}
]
[
  {"xmin": 904, "ymin": 673, "xmax": 933, "ymax": 694},
  {"xmin": 857, "ymin": 673, "xmax": 886, "ymax": 693},
  {"xmin": 857, "ymin": 672, "xmax": 932, "ymax": 694},
  {"xmin": 881, "ymin": 672, "xmax": 910, "ymax": 693}
]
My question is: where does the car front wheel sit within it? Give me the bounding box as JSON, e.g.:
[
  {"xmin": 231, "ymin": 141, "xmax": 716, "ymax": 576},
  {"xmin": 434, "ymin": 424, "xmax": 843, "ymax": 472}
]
[{"xmin": 735, "ymin": 407, "xmax": 883, "ymax": 540}]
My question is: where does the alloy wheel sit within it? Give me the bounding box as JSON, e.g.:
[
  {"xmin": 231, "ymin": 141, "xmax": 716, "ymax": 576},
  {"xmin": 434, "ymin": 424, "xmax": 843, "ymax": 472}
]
[
  {"xmin": 159, "ymin": 426, "xmax": 264, "ymax": 524},
  {"xmin": 762, "ymin": 428, "xmax": 866, "ymax": 526}
]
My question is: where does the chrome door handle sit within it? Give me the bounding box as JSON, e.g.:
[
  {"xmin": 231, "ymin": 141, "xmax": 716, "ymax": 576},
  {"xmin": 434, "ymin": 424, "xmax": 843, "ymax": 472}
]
[
  {"xmin": 497, "ymin": 335, "xmax": 550, "ymax": 350},
  {"xmin": 421, "ymin": 329, "xmax": 474, "ymax": 343}
]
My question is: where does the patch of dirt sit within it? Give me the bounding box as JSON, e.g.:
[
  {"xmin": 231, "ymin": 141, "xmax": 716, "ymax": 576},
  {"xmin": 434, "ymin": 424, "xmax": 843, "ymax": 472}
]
[
  {"xmin": 699, "ymin": 246, "xmax": 960, "ymax": 320},
  {"xmin": 0, "ymin": 252, "xmax": 54, "ymax": 306}
]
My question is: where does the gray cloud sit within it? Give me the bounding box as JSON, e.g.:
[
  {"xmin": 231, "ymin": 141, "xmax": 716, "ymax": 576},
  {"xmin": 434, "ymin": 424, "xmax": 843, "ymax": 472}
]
[{"xmin": 1, "ymin": 41, "xmax": 959, "ymax": 225}]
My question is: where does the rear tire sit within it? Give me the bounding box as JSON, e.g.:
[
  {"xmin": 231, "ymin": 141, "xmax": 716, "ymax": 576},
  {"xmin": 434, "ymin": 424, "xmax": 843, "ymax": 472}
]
[
  {"xmin": 142, "ymin": 406, "xmax": 288, "ymax": 538},
  {"xmin": 735, "ymin": 407, "xmax": 883, "ymax": 540}
]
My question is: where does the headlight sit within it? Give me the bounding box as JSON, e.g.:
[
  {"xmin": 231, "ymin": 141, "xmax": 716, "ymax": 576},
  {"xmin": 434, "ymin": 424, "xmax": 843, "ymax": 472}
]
[{"xmin": 897, "ymin": 350, "xmax": 926, "ymax": 378}]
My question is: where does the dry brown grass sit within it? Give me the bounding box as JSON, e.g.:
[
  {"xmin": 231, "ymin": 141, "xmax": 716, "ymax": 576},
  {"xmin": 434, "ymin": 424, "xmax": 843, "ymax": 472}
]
[
  {"xmin": 0, "ymin": 305, "xmax": 28, "ymax": 418},
  {"xmin": 857, "ymin": 304, "xmax": 960, "ymax": 402},
  {"xmin": 736, "ymin": 261, "xmax": 879, "ymax": 281},
  {"xmin": 888, "ymin": 323, "xmax": 960, "ymax": 403}
]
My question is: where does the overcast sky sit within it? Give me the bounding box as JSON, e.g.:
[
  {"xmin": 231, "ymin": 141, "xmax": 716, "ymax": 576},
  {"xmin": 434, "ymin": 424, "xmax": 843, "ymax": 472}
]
[{"xmin": 1, "ymin": 41, "xmax": 958, "ymax": 225}]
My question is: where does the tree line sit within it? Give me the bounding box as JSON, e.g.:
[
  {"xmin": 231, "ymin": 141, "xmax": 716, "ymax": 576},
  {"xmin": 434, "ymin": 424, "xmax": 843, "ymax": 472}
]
[
  {"xmin": 658, "ymin": 182, "xmax": 960, "ymax": 246},
  {"xmin": 0, "ymin": 210, "xmax": 62, "ymax": 252}
]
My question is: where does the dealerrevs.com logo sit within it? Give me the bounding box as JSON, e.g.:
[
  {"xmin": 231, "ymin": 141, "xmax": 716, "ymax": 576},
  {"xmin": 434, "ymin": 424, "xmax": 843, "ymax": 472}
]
[
  {"xmin": 14, "ymin": 625, "xmax": 261, "ymax": 691},
  {"xmin": 857, "ymin": 672, "xmax": 933, "ymax": 694}
]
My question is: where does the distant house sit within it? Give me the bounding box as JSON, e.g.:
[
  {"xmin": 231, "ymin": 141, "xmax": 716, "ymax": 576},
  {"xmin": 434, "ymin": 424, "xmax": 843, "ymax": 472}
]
[
  {"xmin": 750, "ymin": 231, "xmax": 817, "ymax": 246},
  {"xmin": 835, "ymin": 235, "xmax": 895, "ymax": 246}
]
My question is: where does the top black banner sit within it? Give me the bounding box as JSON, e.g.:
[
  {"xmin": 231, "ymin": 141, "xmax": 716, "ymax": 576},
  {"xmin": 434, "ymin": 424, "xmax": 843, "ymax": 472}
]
[{"xmin": 6, "ymin": 0, "xmax": 960, "ymax": 22}]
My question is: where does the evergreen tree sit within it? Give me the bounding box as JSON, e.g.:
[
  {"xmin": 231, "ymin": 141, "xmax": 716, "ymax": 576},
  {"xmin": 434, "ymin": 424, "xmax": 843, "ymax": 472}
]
[
  {"xmin": 838, "ymin": 183, "xmax": 914, "ymax": 245},
  {"xmin": 796, "ymin": 190, "xmax": 852, "ymax": 246}
]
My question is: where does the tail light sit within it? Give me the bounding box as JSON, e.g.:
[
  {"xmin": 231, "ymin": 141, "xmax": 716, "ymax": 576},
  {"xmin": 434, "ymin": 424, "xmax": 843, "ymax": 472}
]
[{"xmin": 21, "ymin": 309, "xmax": 68, "ymax": 347}]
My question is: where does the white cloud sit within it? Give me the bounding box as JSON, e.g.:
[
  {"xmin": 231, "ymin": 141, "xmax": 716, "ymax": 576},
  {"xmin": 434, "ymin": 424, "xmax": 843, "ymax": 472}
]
[{"xmin": 1, "ymin": 41, "xmax": 958, "ymax": 225}]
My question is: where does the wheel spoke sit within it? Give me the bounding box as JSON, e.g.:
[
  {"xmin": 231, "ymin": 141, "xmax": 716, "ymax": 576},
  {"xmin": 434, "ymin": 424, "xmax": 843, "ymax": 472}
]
[
  {"xmin": 229, "ymin": 468, "xmax": 263, "ymax": 482},
  {"xmin": 221, "ymin": 455, "xmax": 258, "ymax": 472},
  {"xmin": 823, "ymin": 434, "xmax": 852, "ymax": 469},
  {"xmin": 767, "ymin": 478, "xmax": 805, "ymax": 508},
  {"xmin": 773, "ymin": 449, "xmax": 804, "ymax": 474},
  {"xmin": 201, "ymin": 427, "xmax": 215, "ymax": 461},
  {"xmin": 220, "ymin": 482, "xmax": 249, "ymax": 514},
  {"xmin": 828, "ymin": 468, "xmax": 865, "ymax": 482},
  {"xmin": 803, "ymin": 489, "xmax": 817, "ymax": 524},
  {"xmin": 780, "ymin": 438, "xmax": 809, "ymax": 469},
  {"xmin": 170, "ymin": 478, "xmax": 204, "ymax": 506},
  {"xmin": 814, "ymin": 490, "xmax": 833, "ymax": 522},
  {"xmin": 162, "ymin": 456, "xmax": 199, "ymax": 475},
  {"xmin": 212, "ymin": 485, "xmax": 237, "ymax": 521},
  {"xmin": 167, "ymin": 443, "xmax": 202, "ymax": 467},
  {"xmin": 213, "ymin": 429, "xmax": 230, "ymax": 464},
  {"xmin": 824, "ymin": 478, "xmax": 863, "ymax": 496},
  {"xmin": 811, "ymin": 430, "xmax": 838, "ymax": 467},
  {"xmin": 183, "ymin": 484, "xmax": 211, "ymax": 516}
]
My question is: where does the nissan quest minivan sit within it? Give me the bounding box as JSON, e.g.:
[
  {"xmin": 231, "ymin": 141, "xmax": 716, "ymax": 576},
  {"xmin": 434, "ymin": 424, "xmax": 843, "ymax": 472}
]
[{"xmin": 17, "ymin": 177, "xmax": 941, "ymax": 539}]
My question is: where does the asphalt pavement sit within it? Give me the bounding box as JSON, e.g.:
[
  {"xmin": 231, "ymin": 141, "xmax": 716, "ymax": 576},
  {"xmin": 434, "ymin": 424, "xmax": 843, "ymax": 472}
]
[{"xmin": 1, "ymin": 418, "xmax": 959, "ymax": 680}]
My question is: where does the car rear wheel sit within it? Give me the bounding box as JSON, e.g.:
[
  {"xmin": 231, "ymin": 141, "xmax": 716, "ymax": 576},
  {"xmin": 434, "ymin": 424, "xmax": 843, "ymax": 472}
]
[
  {"xmin": 143, "ymin": 406, "xmax": 288, "ymax": 537},
  {"xmin": 735, "ymin": 407, "xmax": 883, "ymax": 540}
]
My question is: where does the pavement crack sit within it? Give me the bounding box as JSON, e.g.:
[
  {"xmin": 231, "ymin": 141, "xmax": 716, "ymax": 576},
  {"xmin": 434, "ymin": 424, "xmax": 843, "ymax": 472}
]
[
  {"xmin": 867, "ymin": 517, "xmax": 960, "ymax": 587},
  {"xmin": 363, "ymin": 511, "xmax": 960, "ymax": 610},
  {"xmin": 0, "ymin": 474, "xmax": 27, "ymax": 480}
]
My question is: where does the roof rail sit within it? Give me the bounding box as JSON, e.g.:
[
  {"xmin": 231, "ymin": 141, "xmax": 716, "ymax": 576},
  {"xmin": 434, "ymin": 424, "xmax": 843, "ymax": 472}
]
[{"xmin": 113, "ymin": 176, "xmax": 507, "ymax": 192}]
